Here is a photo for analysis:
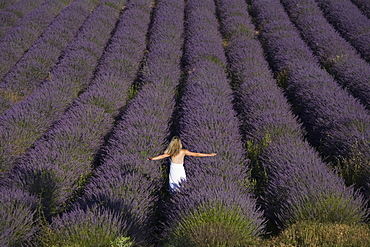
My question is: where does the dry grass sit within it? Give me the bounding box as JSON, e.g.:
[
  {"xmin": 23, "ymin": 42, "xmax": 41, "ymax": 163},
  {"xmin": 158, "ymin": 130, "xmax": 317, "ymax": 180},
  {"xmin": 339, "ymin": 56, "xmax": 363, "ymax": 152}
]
[{"xmin": 262, "ymin": 221, "xmax": 370, "ymax": 247}]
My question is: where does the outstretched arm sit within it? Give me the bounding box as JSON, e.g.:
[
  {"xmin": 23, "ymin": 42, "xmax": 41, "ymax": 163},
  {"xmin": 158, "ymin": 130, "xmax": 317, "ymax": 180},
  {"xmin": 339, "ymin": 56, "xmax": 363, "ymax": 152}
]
[
  {"xmin": 147, "ymin": 153, "xmax": 170, "ymax": 160},
  {"xmin": 184, "ymin": 150, "xmax": 217, "ymax": 157}
]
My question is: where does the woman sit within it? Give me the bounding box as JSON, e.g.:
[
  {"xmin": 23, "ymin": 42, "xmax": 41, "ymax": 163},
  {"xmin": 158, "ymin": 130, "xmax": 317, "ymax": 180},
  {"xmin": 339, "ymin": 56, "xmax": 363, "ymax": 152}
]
[{"xmin": 147, "ymin": 136, "xmax": 217, "ymax": 192}]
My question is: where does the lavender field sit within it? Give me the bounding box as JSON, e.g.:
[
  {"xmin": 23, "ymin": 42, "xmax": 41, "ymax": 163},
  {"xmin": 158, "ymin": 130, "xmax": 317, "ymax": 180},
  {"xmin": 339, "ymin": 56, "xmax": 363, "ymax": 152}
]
[{"xmin": 1, "ymin": 0, "xmax": 370, "ymax": 246}]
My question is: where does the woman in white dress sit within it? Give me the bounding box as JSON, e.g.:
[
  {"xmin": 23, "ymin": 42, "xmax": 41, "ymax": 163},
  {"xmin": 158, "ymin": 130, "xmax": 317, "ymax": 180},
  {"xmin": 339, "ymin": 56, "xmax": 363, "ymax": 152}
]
[{"xmin": 147, "ymin": 136, "xmax": 217, "ymax": 192}]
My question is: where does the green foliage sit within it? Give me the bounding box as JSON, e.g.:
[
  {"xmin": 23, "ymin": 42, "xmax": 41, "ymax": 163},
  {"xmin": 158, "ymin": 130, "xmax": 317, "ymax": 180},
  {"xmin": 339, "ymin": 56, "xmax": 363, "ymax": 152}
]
[
  {"xmin": 263, "ymin": 221, "xmax": 370, "ymax": 247},
  {"xmin": 90, "ymin": 96, "xmax": 116, "ymax": 114},
  {"xmin": 110, "ymin": 236, "xmax": 134, "ymax": 247},
  {"xmin": 222, "ymin": 22, "xmax": 255, "ymax": 44},
  {"xmin": 246, "ymin": 132, "xmax": 272, "ymax": 164},
  {"xmin": 276, "ymin": 69, "xmax": 290, "ymax": 89},
  {"xmin": 202, "ymin": 54, "xmax": 226, "ymax": 68},
  {"xmin": 339, "ymin": 155, "xmax": 366, "ymax": 189},
  {"xmin": 0, "ymin": 190, "xmax": 39, "ymax": 246},
  {"xmin": 0, "ymin": 88, "xmax": 25, "ymax": 104},
  {"xmin": 41, "ymin": 212, "xmax": 131, "ymax": 247},
  {"xmin": 165, "ymin": 204, "xmax": 259, "ymax": 247},
  {"xmin": 43, "ymin": 226, "xmax": 121, "ymax": 247},
  {"xmin": 338, "ymin": 143, "xmax": 370, "ymax": 189},
  {"xmin": 127, "ymin": 83, "xmax": 140, "ymax": 102},
  {"xmin": 246, "ymin": 134, "xmax": 270, "ymax": 194},
  {"xmin": 27, "ymin": 169, "xmax": 60, "ymax": 221},
  {"xmin": 104, "ymin": 1, "xmax": 124, "ymax": 10},
  {"xmin": 290, "ymin": 194, "xmax": 365, "ymax": 226}
]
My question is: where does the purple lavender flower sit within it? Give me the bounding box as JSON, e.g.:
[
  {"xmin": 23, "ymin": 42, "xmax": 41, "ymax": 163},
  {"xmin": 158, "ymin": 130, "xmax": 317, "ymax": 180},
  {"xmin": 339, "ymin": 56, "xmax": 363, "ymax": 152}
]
[
  {"xmin": 4, "ymin": 0, "xmax": 150, "ymax": 219},
  {"xmin": 217, "ymin": 0, "xmax": 368, "ymax": 232},
  {"xmin": 315, "ymin": 0, "xmax": 370, "ymax": 62},
  {"xmin": 76, "ymin": 1, "xmax": 185, "ymax": 239},
  {"xmin": 162, "ymin": 0, "xmax": 266, "ymax": 245},
  {"xmin": 0, "ymin": 0, "xmax": 100, "ymax": 114},
  {"xmin": 35, "ymin": 0, "xmax": 183, "ymax": 245},
  {"xmin": 280, "ymin": 0, "xmax": 370, "ymax": 111},
  {"xmin": 0, "ymin": 0, "xmax": 74, "ymax": 79},
  {"xmin": 0, "ymin": 0, "xmax": 123, "ymax": 173},
  {"xmin": 0, "ymin": 186, "xmax": 39, "ymax": 246},
  {"xmin": 1, "ymin": 0, "xmax": 369, "ymax": 245},
  {"xmin": 46, "ymin": 206, "xmax": 131, "ymax": 246},
  {"xmin": 0, "ymin": 0, "xmax": 46, "ymax": 38},
  {"xmin": 351, "ymin": 0, "xmax": 370, "ymax": 18},
  {"xmin": 249, "ymin": 0, "xmax": 370, "ymax": 197}
]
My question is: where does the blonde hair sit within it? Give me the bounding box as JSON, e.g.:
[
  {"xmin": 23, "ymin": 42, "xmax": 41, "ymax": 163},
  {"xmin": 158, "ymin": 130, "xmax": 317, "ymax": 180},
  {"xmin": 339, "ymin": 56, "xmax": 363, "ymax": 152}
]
[{"xmin": 164, "ymin": 136, "xmax": 182, "ymax": 156}]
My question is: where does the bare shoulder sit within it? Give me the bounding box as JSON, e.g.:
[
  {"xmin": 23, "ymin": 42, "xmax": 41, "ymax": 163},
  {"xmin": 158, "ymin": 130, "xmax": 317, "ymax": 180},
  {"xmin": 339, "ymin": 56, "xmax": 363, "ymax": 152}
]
[{"xmin": 183, "ymin": 149, "xmax": 198, "ymax": 156}]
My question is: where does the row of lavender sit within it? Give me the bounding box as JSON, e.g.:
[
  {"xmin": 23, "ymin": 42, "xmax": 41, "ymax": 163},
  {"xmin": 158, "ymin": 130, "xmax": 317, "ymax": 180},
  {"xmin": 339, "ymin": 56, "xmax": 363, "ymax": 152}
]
[
  {"xmin": 247, "ymin": 0, "xmax": 370, "ymax": 199},
  {"xmin": 315, "ymin": 0, "xmax": 370, "ymax": 63},
  {"xmin": 0, "ymin": 0, "xmax": 20, "ymax": 10},
  {"xmin": 162, "ymin": 0, "xmax": 265, "ymax": 245},
  {"xmin": 351, "ymin": 0, "xmax": 370, "ymax": 18},
  {"xmin": 1, "ymin": 0, "xmax": 264, "ymax": 244},
  {"xmin": 0, "ymin": 0, "xmax": 122, "ymax": 174},
  {"xmin": 1, "ymin": 0, "xmax": 370, "ymax": 245},
  {"xmin": 0, "ymin": 0, "xmax": 132, "ymax": 245},
  {"xmin": 0, "ymin": 185, "xmax": 39, "ymax": 246},
  {"xmin": 0, "ymin": 0, "xmax": 46, "ymax": 38},
  {"xmin": 280, "ymin": 0, "xmax": 370, "ymax": 111},
  {"xmin": 45, "ymin": 0, "xmax": 185, "ymax": 245},
  {"xmin": 0, "ymin": 0, "xmax": 74, "ymax": 80},
  {"xmin": 215, "ymin": 0, "xmax": 367, "ymax": 233},
  {"xmin": 5, "ymin": 0, "xmax": 149, "ymax": 220},
  {"xmin": 0, "ymin": 0, "xmax": 100, "ymax": 114}
]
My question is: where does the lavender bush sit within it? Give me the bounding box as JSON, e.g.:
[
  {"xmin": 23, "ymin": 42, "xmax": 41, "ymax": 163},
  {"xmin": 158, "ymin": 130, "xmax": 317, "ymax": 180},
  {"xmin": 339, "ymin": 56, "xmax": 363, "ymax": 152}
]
[
  {"xmin": 166, "ymin": 180, "xmax": 264, "ymax": 246},
  {"xmin": 0, "ymin": 0, "xmax": 74, "ymax": 80},
  {"xmin": 0, "ymin": 0, "xmax": 20, "ymax": 10},
  {"xmin": 0, "ymin": 0, "xmax": 123, "ymax": 174},
  {"xmin": 280, "ymin": 0, "xmax": 370, "ymax": 111},
  {"xmin": 42, "ymin": 206, "xmax": 132, "ymax": 247},
  {"xmin": 351, "ymin": 0, "xmax": 370, "ymax": 18},
  {"xmin": 216, "ymin": 0, "xmax": 367, "ymax": 233},
  {"xmin": 6, "ymin": 0, "xmax": 151, "ymax": 221},
  {"xmin": 163, "ymin": 0, "xmax": 265, "ymax": 245},
  {"xmin": 80, "ymin": 167, "xmax": 163, "ymax": 246},
  {"xmin": 0, "ymin": 0, "xmax": 46, "ymax": 38},
  {"xmin": 248, "ymin": 0, "xmax": 370, "ymax": 197},
  {"xmin": 315, "ymin": 0, "xmax": 370, "ymax": 62},
  {"xmin": 0, "ymin": 0, "xmax": 100, "ymax": 114},
  {"xmin": 43, "ymin": 0, "xmax": 184, "ymax": 245},
  {"xmin": 0, "ymin": 186, "xmax": 39, "ymax": 247},
  {"xmin": 1, "ymin": 0, "xmax": 369, "ymax": 245}
]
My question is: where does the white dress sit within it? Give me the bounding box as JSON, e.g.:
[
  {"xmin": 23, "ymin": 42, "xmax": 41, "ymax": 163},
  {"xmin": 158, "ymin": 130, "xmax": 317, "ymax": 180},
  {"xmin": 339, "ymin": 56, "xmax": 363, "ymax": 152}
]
[{"xmin": 169, "ymin": 158, "xmax": 186, "ymax": 192}]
